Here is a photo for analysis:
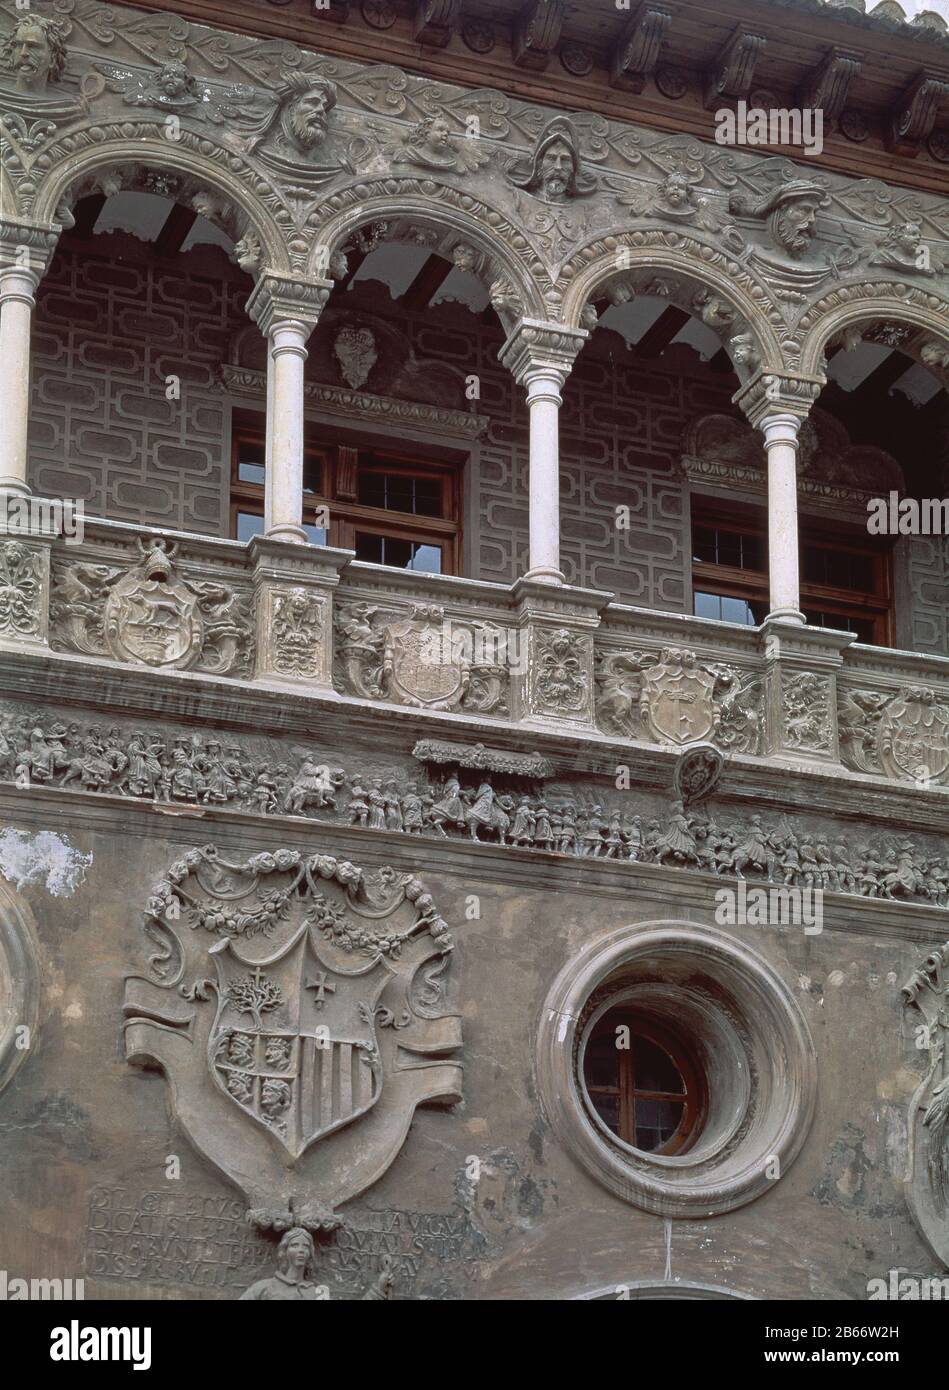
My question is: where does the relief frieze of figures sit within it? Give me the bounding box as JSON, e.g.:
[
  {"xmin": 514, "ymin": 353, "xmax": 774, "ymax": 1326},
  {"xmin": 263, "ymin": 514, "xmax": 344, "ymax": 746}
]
[
  {"xmin": 5, "ymin": 703, "xmax": 949, "ymax": 914},
  {"xmin": 2, "ymin": 0, "xmax": 949, "ymax": 322}
]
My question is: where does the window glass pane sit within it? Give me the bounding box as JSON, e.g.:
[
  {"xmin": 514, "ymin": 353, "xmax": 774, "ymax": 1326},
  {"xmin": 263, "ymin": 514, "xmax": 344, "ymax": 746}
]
[
  {"xmin": 692, "ymin": 525, "xmax": 717, "ymax": 564},
  {"xmin": 635, "ymin": 1037, "xmax": 685, "ymax": 1094},
  {"xmin": 409, "ymin": 543, "xmax": 442, "ymax": 574},
  {"xmin": 715, "ymin": 529, "xmax": 742, "ymax": 568},
  {"xmin": 590, "ymin": 1092, "xmax": 620, "ymax": 1136},
  {"xmin": 721, "ymin": 595, "xmax": 759, "ymax": 626},
  {"xmin": 586, "ymin": 1033, "xmax": 621, "ymax": 1089},
  {"xmin": 302, "ymin": 455, "xmax": 322, "ymax": 495},
  {"xmin": 236, "ymin": 511, "xmax": 264, "ymax": 542},
  {"xmin": 355, "ymin": 534, "xmax": 442, "ymax": 574},
  {"xmin": 694, "ymin": 591, "xmax": 723, "ymax": 621},
  {"xmin": 634, "ymin": 1098, "xmax": 683, "ymax": 1152},
  {"xmin": 358, "ymin": 471, "xmax": 444, "ymax": 518},
  {"xmin": 302, "ymin": 522, "xmax": 327, "ymax": 546},
  {"xmin": 237, "ymin": 441, "xmax": 265, "ymax": 486}
]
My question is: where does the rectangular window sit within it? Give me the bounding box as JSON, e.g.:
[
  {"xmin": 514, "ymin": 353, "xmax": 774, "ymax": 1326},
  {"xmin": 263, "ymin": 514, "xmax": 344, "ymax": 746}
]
[
  {"xmin": 691, "ymin": 498, "xmax": 893, "ymax": 646},
  {"xmin": 230, "ymin": 414, "xmax": 462, "ymax": 575}
]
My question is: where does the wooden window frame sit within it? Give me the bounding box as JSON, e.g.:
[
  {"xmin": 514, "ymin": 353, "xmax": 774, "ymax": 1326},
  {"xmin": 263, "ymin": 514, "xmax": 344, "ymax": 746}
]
[
  {"xmin": 691, "ymin": 496, "xmax": 894, "ymax": 646},
  {"xmin": 584, "ymin": 1012, "xmax": 705, "ymax": 1157},
  {"xmin": 230, "ymin": 414, "xmax": 463, "ymax": 575}
]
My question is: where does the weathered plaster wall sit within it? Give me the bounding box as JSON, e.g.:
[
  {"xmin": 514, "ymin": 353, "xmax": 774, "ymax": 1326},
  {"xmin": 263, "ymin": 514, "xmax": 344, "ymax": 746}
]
[{"xmin": 0, "ymin": 781, "xmax": 938, "ymax": 1301}]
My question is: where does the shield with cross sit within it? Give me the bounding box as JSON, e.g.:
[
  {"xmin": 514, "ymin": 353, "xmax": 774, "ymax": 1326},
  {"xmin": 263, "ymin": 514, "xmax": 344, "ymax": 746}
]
[
  {"xmin": 640, "ymin": 648, "xmax": 718, "ymax": 746},
  {"xmin": 207, "ymin": 924, "xmax": 393, "ymax": 1160}
]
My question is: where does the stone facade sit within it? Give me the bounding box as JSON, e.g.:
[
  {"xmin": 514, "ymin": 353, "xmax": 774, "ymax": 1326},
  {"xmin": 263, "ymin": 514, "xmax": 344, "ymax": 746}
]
[{"xmin": 2, "ymin": 0, "xmax": 949, "ymax": 1306}]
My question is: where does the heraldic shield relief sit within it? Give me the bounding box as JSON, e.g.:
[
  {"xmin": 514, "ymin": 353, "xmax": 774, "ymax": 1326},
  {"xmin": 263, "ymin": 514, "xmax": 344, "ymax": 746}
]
[
  {"xmin": 123, "ymin": 845, "xmax": 462, "ymax": 1232},
  {"xmin": 902, "ymin": 939, "xmax": 949, "ymax": 1268}
]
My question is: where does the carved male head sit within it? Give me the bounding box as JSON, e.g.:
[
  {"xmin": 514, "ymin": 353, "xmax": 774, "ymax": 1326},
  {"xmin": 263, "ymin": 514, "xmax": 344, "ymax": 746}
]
[
  {"xmin": 277, "ymin": 71, "xmax": 338, "ymax": 154},
  {"xmin": 508, "ymin": 116, "xmax": 594, "ymax": 203},
  {"xmin": 0, "ymin": 14, "xmax": 68, "ymax": 94},
  {"xmin": 766, "ymin": 182, "xmax": 826, "ymax": 258}
]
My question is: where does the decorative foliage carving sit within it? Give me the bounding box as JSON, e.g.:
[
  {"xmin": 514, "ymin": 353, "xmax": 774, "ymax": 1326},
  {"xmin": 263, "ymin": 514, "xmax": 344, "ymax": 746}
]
[
  {"xmin": 412, "ymin": 739, "xmax": 555, "ymax": 778},
  {"xmin": 271, "ymin": 588, "xmax": 325, "ymax": 678},
  {"xmin": 902, "ymin": 941, "xmax": 949, "ymax": 1269},
  {"xmin": 0, "ymin": 542, "xmax": 42, "ymax": 638},
  {"xmin": 125, "ymin": 843, "xmax": 461, "ymax": 1231},
  {"xmin": 50, "ymin": 537, "xmax": 253, "ymax": 676},
  {"xmin": 533, "ymin": 626, "xmax": 591, "ymax": 715}
]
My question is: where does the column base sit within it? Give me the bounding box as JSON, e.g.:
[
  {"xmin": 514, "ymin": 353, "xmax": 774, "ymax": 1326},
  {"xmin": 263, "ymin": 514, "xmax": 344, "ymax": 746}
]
[
  {"xmin": 0, "ymin": 477, "xmax": 31, "ymax": 497},
  {"xmin": 524, "ymin": 565, "xmax": 565, "ymax": 585},
  {"xmin": 766, "ymin": 606, "xmax": 805, "ymax": 626},
  {"xmin": 266, "ymin": 523, "xmax": 308, "ymax": 544}
]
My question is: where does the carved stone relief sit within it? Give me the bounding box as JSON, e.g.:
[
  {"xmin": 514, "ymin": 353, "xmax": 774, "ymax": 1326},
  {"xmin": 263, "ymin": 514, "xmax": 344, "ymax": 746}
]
[
  {"xmin": 595, "ymin": 645, "xmax": 763, "ymax": 754},
  {"xmin": 269, "ymin": 587, "xmax": 325, "ymax": 680},
  {"xmin": 50, "ymin": 537, "xmax": 254, "ymax": 676},
  {"xmin": 0, "ymin": 540, "xmax": 43, "ymax": 640},
  {"xmin": 334, "ymin": 601, "xmax": 510, "ymax": 715},
  {"xmin": 781, "ymin": 671, "xmax": 834, "ymax": 755},
  {"xmin": 902, "ymin": 940, "xmax": 949, "ymax": 1268},
  {"xmin": 124, "ymin": 843, "xmax": 462, "ymax": 1231},
  {"xmin": 840, "ymin": 684, "xmax": 949, "ymax": 784}
]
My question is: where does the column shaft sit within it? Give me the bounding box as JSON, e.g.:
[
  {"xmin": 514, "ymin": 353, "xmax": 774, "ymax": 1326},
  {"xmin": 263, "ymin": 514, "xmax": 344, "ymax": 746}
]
[
  {"xmin": 762, "ymin": 413, "xmax": 804, "ymax": 624},
  {"xmin": 266, "ymin": 320, "xmax": 310, "ymax": 544},
  {"xmin": 0, "ymin": 267, "xmax": 38, "ymax": 496},
  {"xmin": 525, "ymin": 369, "xmax": 565, "ymax": 583}
]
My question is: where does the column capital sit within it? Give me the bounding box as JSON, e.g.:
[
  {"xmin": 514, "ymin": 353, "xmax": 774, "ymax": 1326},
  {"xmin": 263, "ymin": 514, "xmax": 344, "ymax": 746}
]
[
  {"xmin": 0, "ymin": 217, "xmax": 61, "ymax": 285},
  {"xmin": 499, "ymin": 318, "xmax": 588, "ymax": 387},
  {"xmin": 732, "ymin": 371, "xmax": 824, "ymax": 430},
  {"xmin": 246, "ymin": 272, "xmax": 334, "ymax": 339}
]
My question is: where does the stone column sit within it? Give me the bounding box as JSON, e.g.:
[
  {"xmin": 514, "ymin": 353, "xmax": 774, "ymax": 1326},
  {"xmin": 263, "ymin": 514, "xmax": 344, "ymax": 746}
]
[
  {"xmin": 500, "ymin": 319, "xmax": 588, "ymax": 584},
  {"xmin": 0, "ymin": 221, "xmax": 59, "ymax": 497},
  {"xmin": 734, "ymin": 373, "xmax": 823, "ymax": 625},
  {"xmin": 246, "ymin": 273, "xmax": 332, "ymax": 543}
]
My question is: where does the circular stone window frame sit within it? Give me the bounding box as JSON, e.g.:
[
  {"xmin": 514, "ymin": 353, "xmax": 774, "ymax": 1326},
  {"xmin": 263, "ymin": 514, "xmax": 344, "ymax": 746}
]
[{"xmin": 536, "ymin": 920, "xmax": 817, "ymax": 1217}]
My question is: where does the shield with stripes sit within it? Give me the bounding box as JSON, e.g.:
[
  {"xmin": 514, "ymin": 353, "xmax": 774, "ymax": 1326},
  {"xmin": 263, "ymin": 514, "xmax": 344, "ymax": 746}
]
[{"xmin": 207, "ymin": 925, "xmax": 392, "ymax": 1160}]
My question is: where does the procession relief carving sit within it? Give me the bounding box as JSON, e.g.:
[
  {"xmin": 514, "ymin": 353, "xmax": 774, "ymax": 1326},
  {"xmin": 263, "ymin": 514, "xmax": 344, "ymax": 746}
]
[
  {"xmin": 50, "ymin": 537, "xmax": 255, "ymax": 676},
  {"xmin": 595, "ymin": 645, "xmax": 763, "ymax": 754},
  {"xmin": 334, "ymin": 601, "xmax": 510, "ymax": 715},
  {"xmin": 2, "ymin": 0, "xmax": 949, "ymax": 360},
  {"xmin": 124, "ymin": 844, "xmax": 462, "ymax": 1234},
  {"xmin": 7, "ymin": 701, "xmax": 949, "ymax": 910},
  {"xmin": 902, "ymin": 941, "xmax": 949, "ymax": 1269},
  {"xmin": 840, "ymin": 685, "xmax": 949, "ymax": 785}
]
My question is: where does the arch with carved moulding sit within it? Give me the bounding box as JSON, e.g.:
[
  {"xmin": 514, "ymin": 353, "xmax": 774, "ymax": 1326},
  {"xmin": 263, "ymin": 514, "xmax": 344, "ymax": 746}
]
[
  {"xmin": 27, "ymin": 131, "xmax": 292, "ymax": 276},
  {"xmin": 554, "ymin": 232, "xmax": 790, "ymax": 380},
  {"xmin": 306, "ymin": 179, "xmax": 549, "ymax": 322},
  {"xmin": 797, "ymin": 283, "xmax": 949, "ymax": 380}
]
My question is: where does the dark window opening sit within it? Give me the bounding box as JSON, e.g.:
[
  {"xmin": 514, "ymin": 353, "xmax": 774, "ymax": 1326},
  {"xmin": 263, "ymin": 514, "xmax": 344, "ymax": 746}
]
[{"xmin": 583, "ymin": 1009, "xmax": 704, "ymax": 1156}]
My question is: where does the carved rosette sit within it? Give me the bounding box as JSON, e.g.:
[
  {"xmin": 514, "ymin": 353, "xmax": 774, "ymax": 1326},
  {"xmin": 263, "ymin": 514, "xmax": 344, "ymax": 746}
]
[
  {"xmin": 124, "ymin": 844, "xmax": 462, "ymax": 1232},
  {"xmin": 902, "ymin": 941, "xmax": 949, "ymax": 1269}
]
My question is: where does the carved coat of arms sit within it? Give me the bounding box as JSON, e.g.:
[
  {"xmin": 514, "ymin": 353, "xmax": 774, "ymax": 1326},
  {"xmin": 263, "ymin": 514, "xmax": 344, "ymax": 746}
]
[
  {"xmin": 879, "ymin": 687, "xmax": 949, "ymax": 785},
  {"xmin": 124, "ymin": 846, "xmax": 462, "ymax": 1232},
  {"xmin": 639, "ymin": 647, "xmax": 718, "ymax": 745},
  {"xmin": 382, "ymin": 605, "xmax": 470, "ymax": 710},
  {"xmin": 902, "ymin": 940, "xmax": 949, "ymax": 1268},
  {"xmin": 104, "ymin": 539, "xmax": 202, "ymax": 667}
]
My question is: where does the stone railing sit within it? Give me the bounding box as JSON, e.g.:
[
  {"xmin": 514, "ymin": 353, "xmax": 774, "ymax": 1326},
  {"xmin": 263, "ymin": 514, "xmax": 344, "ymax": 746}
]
[{"xmin": 4, "ymin": 516, "xmax": 949, "ymax": 792}]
